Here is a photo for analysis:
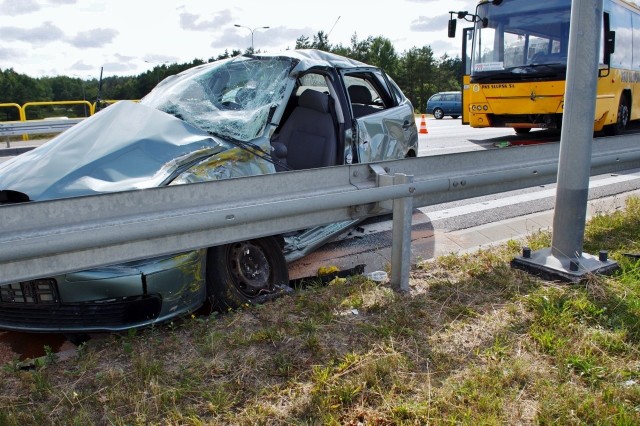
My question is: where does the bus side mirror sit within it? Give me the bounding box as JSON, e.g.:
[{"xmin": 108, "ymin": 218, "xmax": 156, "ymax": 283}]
[
  {"xmin": 600, "ymin": 30, "xmax": 615, "ymax": 77},
  {"xmin": 448, "ymin": 18, "xmax": 457, "ymax": 38},
  {"xmin": 606, "ymin": 30, "xmax": 616, "ymax": 55},
  {"xmin": 600, "ymin": 14, "xmax": 614, "ymax": 78}
]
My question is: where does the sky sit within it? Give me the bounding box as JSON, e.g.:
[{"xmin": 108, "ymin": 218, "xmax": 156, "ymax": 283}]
[{"xmin": 0, "ymin": 0, "xmax": 478, "ymax": 78}]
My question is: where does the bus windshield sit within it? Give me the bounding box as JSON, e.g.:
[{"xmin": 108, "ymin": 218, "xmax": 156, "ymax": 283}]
[{"xmin": 471, "ymin": 0, "xmax": 571, "ymax": 80}]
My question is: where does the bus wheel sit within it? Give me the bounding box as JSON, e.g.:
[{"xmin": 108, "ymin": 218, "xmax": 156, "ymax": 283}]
[
  {"xmin": 604, "ymin": 95, "xmax": 630, "ymax": 136},
  {"xmin": 206, "ymin": 237, "xmax": 290, "ymax": 311},
  {"xmin": 514, "ymin": 128, "xmax": 531, "ymax": 135}
]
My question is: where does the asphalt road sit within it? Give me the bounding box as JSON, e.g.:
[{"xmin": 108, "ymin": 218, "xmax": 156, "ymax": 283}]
[{"xmin": 417, "ymin": 116, "xmax": 559, "ymax": 156}]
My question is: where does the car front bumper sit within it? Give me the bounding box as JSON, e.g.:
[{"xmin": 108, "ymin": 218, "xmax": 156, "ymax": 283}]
[{"xmin": 0, "ymin": 250, "xmax": 207, "ymax": 332}]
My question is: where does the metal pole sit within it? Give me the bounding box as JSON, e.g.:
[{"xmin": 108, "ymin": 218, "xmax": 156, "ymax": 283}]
[
  {"xmin": 551, "ymin": 0, "xmax": 603, "ymax": 263},
  {"xmin": 391, "ymin": 174, "xmax": 414, "ymax": 292},
  {"xmin": 234, "ymin": 25, "xmax": 269, "ymax": 52},
  {"xmin": 512, "ymin": 0, "xmax": 617, "ymax": 281}
]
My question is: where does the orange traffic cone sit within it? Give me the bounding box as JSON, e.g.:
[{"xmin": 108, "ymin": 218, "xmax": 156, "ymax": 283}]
[{"xmin": 419, "ymin": 114, "xmax": 429, "ymax": 134}]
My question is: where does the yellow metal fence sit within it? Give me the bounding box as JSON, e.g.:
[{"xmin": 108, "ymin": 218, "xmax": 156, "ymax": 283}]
[{"xmin": 0, "ymin": 100, "xmax": 136, "ymax": 140}]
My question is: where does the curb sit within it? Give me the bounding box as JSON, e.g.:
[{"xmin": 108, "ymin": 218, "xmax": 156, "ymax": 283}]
[{"xmin": 0, "ymin": 146, "xmax": 37, "ymax": 157}]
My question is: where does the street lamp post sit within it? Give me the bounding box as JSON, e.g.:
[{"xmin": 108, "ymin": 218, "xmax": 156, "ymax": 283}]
[{"xmin": 234, "ymin": 24, "xmax": 270, "ymax": 52}]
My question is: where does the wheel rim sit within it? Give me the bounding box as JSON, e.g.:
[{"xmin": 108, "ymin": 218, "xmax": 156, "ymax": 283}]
[
  {"xmin": 619, "ymin": 102, "xmax": 629, "ymax": 130},
  {"xmin": 228, "ymin": 241, "xmax": 272, "ymax": 297}
]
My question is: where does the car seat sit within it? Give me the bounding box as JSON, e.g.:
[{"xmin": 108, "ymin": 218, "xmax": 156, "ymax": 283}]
[
  {"xmin": 348, "ymin": 85, "xmax": 379, "ymax": 117},
  {"xmin": 271, "ymin": 89, "xmax": 337, "ymax": 171}
]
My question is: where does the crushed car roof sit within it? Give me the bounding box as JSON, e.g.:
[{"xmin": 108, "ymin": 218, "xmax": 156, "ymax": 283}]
[{"xmin": 254, "ymin": 49, "xmax": 370, "ymax": 71}]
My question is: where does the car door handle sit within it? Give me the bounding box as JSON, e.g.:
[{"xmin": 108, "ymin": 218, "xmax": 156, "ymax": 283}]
[{"xmin": 402, "ymin": 120, "xmax": 412, "ymax": 129}]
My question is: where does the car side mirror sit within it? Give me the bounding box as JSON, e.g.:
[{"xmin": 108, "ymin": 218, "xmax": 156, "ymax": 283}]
[{"xmin": 448, "ymin": 18, "xmax": 457, "ymax": 38}]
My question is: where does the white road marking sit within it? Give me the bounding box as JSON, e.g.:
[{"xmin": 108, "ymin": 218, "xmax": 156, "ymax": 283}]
[
  {"xmin": 419, "ymin": 172, "xmax": 640, "ymax": 220},
  {"xmin": 344, "ymin": 171, "xmax": 640, "ymax": 238}
]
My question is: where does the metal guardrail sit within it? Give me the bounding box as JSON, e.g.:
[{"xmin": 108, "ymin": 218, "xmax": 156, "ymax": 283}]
[
  {"xmin": 22, "ymin": 101, "xmax": 94, "ymax": 118},
  {"xmin": 1, "ymin": 134, "xmax": 639, "ymax": 290},
  {"xmin": 0, "ymin": 118, "xmax": 84, "ymax": 137},
  {"xmin": 0, "ymin": 101, "xmax": 89, "ymax": 143},
  {"xmin": 0, "ymin": 100, "xmax": 136, "ymax": 143},
  {"xmin": 0, "ymin": 103, "xmax": 25, "ymax": 121}
]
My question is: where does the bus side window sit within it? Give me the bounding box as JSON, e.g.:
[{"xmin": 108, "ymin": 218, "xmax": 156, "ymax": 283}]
[{"xmin": 609, "ymin": 5, "xmax": 632, "ymax": 69}]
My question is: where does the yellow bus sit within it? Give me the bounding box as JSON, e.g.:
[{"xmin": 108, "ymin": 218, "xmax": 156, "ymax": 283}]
[{"xmin": 449, "ymin": 0, "xmax": 640, "ymax": 135}]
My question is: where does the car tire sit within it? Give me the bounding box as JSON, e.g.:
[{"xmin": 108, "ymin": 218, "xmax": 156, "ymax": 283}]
[
  {"xmin": 604, "ymin": 94, "xmax": 630, "ymax": 136},
  {"xmin": 514, "ymin": 128, "xmax": 531, "ymax": 135},
  {"xmin": 206, "ymin": 236, "xmax": 290, "ymax": 311},
  {"xmin": 450, "ymin": 115, "xmax": 459, "ymax": 119},
  {"xmin": 433, "ymin": 108, "xmax": 444, "ymax": 119}
]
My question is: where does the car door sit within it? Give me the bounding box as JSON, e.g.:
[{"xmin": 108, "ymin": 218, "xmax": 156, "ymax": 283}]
[
  {"xmin": 443, "ymin": 94, "xmax": 455, "ymax": 115},
  {"xmin": 427, "ymin": 94, "xmax": 440, "ymax": 115},
  {"xmin": 454, "ymin": 92, "xmax": 462, "ymax": 116},
  {"xmin": 341, "ymin": 68, "xmax": 417, "ymax": 164}
]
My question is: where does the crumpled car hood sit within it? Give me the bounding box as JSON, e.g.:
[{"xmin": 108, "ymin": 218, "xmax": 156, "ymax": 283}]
[{"xmin": 0, "ymin": 101, "xmax": 234, "ymax": 201}]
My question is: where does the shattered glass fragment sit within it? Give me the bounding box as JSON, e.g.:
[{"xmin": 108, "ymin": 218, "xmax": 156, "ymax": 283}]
[{"xmin": 142, "ymin": 56, "xmax": 294, "ymax": 142}]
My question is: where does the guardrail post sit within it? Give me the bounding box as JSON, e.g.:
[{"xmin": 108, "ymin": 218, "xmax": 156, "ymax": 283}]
[
  {"xmin": 511, "ymin": 0, "xmax": 618, "ymax": 281},
  {"xmin": 0, "ymin": 103, "xmax": 24, "ymax": 146},
  {"xmin": 390, "ymin": 173, "xmax": 414, "ymax": 292},
  {"xmin": 372, "ymin": 165, "xmax": 415, "ymax": 292}
]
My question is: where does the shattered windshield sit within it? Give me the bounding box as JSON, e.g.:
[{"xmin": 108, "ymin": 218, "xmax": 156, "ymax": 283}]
[
  {"xmin": 142, "ymin": 56, "xmax": 295, "ymax": 142},
  {"xmin": 472, "ymin": 0, "xmax": 570, "ymax": 81}
]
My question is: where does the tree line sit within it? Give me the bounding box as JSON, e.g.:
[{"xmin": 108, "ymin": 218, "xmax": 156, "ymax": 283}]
[{"xmin": 0, "ymin": 33, "xmax": 462, "ymax": 121}]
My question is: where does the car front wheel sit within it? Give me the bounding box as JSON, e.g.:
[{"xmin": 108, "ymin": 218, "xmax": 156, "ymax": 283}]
[
  {"xmin": 433, "ymin": 108, "xmax": 444, "ymax": 119},
  {"xmin": 206, "ymin": 237, "xmax": 290, "ymax": 310}
]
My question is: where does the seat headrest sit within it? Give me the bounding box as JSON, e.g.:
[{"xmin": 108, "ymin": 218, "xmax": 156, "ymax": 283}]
[
  {"xmin": 348, "ymin": 85, "xmax": 372, "ymax": 104},
  {"xmin": 298, "ymin": 89, "xmax": 329, "ymax": 113}
]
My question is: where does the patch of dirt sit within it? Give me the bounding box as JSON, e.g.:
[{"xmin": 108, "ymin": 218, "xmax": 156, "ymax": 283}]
[{"xmin": 0, "ymin": 331, "xmax": 72, "ymax": 363}]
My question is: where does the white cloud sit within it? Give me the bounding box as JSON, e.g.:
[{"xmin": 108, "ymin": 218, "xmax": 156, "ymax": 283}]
[
  {"xmin": 0, "ymin": 22, "xmax": 64, "ymax": 44},
  {"xmin": 1, "ymin": 0, "xmax": 41, "ymax": 16},
  {"xmin": 68, "ymin": 28, "xmax": 119, "ymax": 48},
  {"xmin": 179, "ymin": 10, "xmax": 233, "ymax": 31},
  {"xmin": 411, "ymin": 14, "xmax": 450, "ymax": 33},
  {"xmin": 0, "ymin": 0, "xmax": 479, "ymax": 77},
  {"xmin": 70, "ymin": 60, "xmax": 95, "ymax": 72},
  {"xmin": 0, "ymin": 47, "xmax": 25, "ymax": 62}
]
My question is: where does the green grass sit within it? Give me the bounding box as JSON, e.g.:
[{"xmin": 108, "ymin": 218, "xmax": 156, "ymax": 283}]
[{"xmin": 1, "ymin": 197, "xmax": 640, "ymax": 425}]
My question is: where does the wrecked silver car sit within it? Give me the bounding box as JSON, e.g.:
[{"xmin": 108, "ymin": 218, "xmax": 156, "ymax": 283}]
[{"xmin": 0, "ymin": 49, "xmax": 418, "ymax": 332}]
